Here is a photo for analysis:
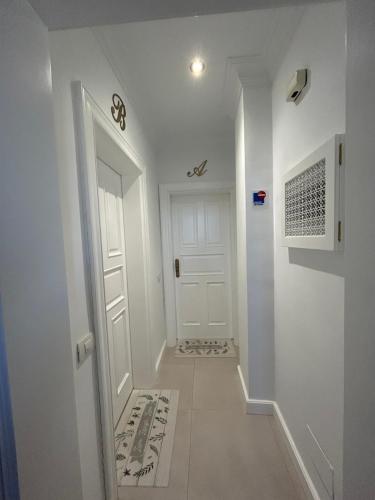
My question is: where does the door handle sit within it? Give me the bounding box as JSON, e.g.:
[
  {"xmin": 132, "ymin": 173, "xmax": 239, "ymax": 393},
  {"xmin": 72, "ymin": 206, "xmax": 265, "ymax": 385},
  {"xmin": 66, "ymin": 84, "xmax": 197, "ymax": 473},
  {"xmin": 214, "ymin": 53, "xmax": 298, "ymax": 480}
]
[{"xmin": 175, "ymin": 258, "xmax": 180, "ymax": 278}]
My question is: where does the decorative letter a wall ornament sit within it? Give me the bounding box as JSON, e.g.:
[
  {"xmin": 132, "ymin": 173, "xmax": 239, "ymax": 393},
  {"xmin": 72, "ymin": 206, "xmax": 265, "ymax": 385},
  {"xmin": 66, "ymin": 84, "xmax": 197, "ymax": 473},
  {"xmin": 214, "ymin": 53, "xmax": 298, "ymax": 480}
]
[
  {"xmin": 187, "ymin": 160, "xmax": 208, "ymax": 178},
  {"xmin": 111, "ymin": 93, "xmax": 126, "ymax": 131}
]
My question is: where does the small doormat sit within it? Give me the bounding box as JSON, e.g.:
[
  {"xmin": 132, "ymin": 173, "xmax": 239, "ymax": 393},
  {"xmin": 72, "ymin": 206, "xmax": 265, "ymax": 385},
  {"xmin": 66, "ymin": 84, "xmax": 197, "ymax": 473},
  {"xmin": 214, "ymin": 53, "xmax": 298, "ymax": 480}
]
[
  {"xmin": 175, "ymin": 338, "xmax": 236, "ymax": 357},
  {"xmin": 115, "ymin": 389, "xmax": 179, "ymax": 487}
]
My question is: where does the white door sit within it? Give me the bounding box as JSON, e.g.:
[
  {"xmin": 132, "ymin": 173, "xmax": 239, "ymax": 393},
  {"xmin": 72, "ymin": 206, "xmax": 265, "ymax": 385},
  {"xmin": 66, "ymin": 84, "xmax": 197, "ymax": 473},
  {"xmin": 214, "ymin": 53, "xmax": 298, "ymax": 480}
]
[
  {"xmin": 172, "ymin": 194, "xmax": 232, "ymax": 339},
  {"xmin": 97, "ymin": 158, "xmax": 133, "ymax": 427}
]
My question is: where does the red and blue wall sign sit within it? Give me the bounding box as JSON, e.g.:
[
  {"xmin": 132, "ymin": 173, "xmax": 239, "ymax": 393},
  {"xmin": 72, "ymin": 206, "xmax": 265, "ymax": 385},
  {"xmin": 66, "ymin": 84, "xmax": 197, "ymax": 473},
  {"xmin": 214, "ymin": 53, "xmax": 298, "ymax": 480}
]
[{"xmin": 253, "ymin": 190, "xmax": 267, "ymax": 206}]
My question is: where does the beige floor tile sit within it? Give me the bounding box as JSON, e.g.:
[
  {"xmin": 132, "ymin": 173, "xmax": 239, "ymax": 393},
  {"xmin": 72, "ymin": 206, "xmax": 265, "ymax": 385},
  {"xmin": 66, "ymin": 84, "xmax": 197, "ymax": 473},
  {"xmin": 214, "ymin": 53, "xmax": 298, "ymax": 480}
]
[
  {"xmin": 118, "ymin": 410, "xmax": 191, "ymax": 500},
  {"xmin": 194, "ymin": 357, "xmax": 239, "ymax": 369},
  {"xmin": 162, "ymin": 346, "xmax": 195, "ymax": 366},
  {"xmin": 193, "ymin": 358, "xmax": 245, "ymax": 411},
  {"xmin": 153, "ymin": 363, "xmax": 194, "ymax": 410},
  {"xmin": 117, "ymin": 351, "xmax": 305, "ymax": 500},
  {"xmin": 188, "ymin": 410, "xmax": 300, "ymax": 500}
]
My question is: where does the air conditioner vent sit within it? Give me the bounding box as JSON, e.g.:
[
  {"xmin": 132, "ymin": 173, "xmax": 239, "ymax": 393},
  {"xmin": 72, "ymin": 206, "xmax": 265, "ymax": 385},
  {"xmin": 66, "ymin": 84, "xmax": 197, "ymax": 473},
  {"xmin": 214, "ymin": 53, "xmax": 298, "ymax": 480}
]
[
  {"xmin": 285, "ymin": 158, "xmax": 326, "ymax": 237},
  {"xmin": 281, "ymin": 135, "xmax": 344, "ymax": 251}
]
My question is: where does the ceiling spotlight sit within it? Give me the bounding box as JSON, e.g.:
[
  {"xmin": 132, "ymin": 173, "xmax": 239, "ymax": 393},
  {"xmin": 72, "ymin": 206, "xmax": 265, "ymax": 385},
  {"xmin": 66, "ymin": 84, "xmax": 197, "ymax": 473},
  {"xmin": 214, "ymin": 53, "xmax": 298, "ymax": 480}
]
[{"xmin": 190, "ymin": 58, "xmax": 206, "ymax": 77}]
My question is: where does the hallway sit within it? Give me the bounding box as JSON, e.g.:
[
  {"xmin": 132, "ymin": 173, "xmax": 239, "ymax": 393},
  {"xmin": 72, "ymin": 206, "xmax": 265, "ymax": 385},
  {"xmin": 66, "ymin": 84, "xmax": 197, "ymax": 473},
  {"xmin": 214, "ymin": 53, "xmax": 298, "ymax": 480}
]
[
  {"xmin": 3, "ymin": 1, "xmax": 375, "ymax": 499},
  {"xmin": 119, "ymin": 349, "xmax": 305, "ymax": 500}
]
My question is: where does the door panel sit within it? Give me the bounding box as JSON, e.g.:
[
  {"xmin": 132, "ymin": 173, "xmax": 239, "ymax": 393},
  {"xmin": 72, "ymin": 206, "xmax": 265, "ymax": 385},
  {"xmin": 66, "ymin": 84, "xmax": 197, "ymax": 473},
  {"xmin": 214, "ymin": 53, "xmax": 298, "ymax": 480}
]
[
  {"xmin": 204, "ymin": 202, "xmax": 224, "ymax": 246},
  {"xmin": 104, "ymin": 267, "xmax": 125, "ymax": 309},
  {"xmin": 180, "ymin": 281, "xmax": 201, "ymax": 327},
  {"xmin": 97, "ymin": 159, "xmax": 133, "ymax": 427},
  {"xmin": 207, "ymin": 282, "xmax": 227, "ymax": 324},
  {"xmin": 172, "ymin": 194, "xmax": 232, "ymax": 339},
  {"xmin": 182, "ymin": 254, "xmax": 225, "ymax": 275},
  {"xmin": 180, "ymin": 205, "xmax": 199, "ymax": 247}
]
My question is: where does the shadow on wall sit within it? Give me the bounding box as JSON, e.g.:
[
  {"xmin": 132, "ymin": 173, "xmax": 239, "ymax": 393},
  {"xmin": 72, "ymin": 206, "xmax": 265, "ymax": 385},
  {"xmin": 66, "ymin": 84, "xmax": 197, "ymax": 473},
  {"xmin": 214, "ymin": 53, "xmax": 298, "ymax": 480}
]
[
  {"xmin": 288, "ymin": 248, "xmax": 344, "ymax": 278},
  {"xmin": 0, "ymin": 297, "xmax": 20, "ymax": 500}
]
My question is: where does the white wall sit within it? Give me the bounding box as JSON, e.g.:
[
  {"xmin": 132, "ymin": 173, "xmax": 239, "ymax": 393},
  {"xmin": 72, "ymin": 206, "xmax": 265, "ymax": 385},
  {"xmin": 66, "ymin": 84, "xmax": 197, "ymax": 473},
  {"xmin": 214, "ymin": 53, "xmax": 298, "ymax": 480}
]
[
  {"xmin": 0, "ymin": 1, "xmax": 82, "ymax": 499},
  {"xmin": 235, "ymin": 85, "xmax": 274, "ymax": 403},
  {"xmin": 272, "ymin": 2, "xmax": 346, "ymax": 498},
  {"xmin": 157, "ymin": 132, "xmax": 235, "ymax": 184},
  {"xmin": 235, "ymin": 92, "xmax": 250, "ymax": 391},
  {"xmin": 243, "ymin": 86, "xmax": 274, "ymax": 402},
  {"xmin": 49, "ymin": 27, "xmax": 165, "ymax": 500},
  {"xmin": 343, "ymin": 2, "xmax": 375, "ymax": 498}
]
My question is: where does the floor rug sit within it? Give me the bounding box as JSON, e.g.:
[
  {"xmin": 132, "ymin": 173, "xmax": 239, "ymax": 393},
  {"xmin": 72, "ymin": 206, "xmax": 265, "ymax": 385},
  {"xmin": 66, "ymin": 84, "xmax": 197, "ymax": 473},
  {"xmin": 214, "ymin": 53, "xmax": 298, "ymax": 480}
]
[
  {"xmin": 175, "ymin": 338, "xmax": 236, "ymax": 357},
  {"xmin": 115, "ymin": 389, "xmax": 179, "ymax": 487}
]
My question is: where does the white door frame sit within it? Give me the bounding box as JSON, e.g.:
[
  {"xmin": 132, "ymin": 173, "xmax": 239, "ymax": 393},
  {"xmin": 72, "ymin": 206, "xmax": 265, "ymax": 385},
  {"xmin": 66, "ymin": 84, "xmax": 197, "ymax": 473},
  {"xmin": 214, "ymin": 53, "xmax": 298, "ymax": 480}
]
[
  {"xmin": 72, "ymin": 81, "xmax": 153, "ymax": 500},
  {"xmin": 160, "ymin": 182, "xmax": 237, "ymax": 347}
]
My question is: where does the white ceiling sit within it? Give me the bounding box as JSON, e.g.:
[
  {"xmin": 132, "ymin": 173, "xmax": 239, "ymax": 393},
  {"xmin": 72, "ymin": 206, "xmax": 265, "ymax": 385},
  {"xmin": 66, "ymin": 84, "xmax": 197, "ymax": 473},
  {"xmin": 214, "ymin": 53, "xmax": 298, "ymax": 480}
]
[
  {"xmin": 30, "ymin": 0, "xmax": 330, "ymax": 30},
  {"xmin": 93, "ymin": 7, "xmax": 305, "ymax": 144}
]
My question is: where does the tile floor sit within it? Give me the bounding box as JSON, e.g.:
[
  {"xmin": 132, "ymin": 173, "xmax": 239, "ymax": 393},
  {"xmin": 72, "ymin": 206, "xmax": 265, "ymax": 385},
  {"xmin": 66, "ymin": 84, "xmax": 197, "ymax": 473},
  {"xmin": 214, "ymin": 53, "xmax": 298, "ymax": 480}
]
[{"xmin": 118, "ymin": 347, "xmax": 306, "ymax": 500}]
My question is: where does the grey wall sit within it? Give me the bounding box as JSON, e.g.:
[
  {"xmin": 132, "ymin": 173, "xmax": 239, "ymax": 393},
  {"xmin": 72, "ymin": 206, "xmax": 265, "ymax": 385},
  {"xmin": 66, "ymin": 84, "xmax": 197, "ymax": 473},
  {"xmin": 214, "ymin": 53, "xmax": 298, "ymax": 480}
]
[
  {"xmin": 0, "ymin": 1, "xmax": 82, "ymax": 499},
  {"xmin": 343, "ymin": 1, "xmax": 375, "ymax": 498},
  {"xmin": 272, "ymin": 3, "xmax": 346, "ymax": 498}
]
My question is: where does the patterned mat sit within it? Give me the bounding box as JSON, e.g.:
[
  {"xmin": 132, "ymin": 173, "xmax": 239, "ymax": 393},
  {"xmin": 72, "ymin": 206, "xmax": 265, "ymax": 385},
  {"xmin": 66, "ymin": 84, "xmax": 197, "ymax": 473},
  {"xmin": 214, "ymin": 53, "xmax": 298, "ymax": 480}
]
[
  {"xmin": 175, "ymin": 338, "xmax": 236, "ymax": 357},
  {"xmin": 116, "ymin": 389, "xmax": 179, "ymax": 487}
]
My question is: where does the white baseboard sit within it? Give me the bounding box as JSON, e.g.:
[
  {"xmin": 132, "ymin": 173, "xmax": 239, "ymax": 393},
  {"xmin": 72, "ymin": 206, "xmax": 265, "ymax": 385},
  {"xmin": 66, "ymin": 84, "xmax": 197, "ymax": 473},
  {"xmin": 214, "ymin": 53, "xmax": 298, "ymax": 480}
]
[
  {"xmin": 237, "ymin": 366, "xmax": 319, "ymax": 499},
  {"xmin": 155, "ymin": 340, "xmax": 166, "ymax": 373},
  {"xmin": 237, "ymin": 365, "xmax": 274, "ymax": 415},
  {"xmin": 237, "ymin": 364, "xmax": 250, "ymax": 401},
  {"xmin": 248, "ymin": 399, "xmax": 274, "ymax": 415},
  {"xmin": 273, "ymin": 402, "xmax": 320, "ymax": 500}
]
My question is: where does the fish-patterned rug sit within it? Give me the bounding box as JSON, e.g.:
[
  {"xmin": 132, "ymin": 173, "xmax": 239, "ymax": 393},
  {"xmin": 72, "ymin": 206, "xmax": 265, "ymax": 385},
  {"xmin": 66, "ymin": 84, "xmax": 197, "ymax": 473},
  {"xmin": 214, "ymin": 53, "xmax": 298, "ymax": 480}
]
[
  {"xmin": 115, "ymin": 389, "xmax": 179, "ymax": 487},
  {"xmin": 175, "ymin": 338, "xmax": 236, "ymax": 357}
]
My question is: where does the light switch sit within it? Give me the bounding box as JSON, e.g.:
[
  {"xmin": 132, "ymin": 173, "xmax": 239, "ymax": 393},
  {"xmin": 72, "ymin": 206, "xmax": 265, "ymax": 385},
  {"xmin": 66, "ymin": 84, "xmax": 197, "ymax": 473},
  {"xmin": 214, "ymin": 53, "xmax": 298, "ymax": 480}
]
[{"xmin": 77, "ymin": 333, "xmax": 95, "ymax": 365}]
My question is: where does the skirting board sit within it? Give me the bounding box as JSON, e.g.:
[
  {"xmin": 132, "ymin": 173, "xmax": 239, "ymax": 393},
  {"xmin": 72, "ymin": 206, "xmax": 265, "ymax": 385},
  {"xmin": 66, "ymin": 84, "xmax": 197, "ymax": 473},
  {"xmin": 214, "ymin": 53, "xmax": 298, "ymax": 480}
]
[
  {"xmin": 155, "ymin": 340, "xmax": 167, "ymax": 373},
  {"xmin": 237, "ymin": 365, "xmax": 320, "ymax": 499},
  {"xmin": 237, "ymin": 365, "xmax": 274, "ymax": 415},
  {"xmin": 273, "ymin": 403, "xmax": 319, "ymax": 500}
]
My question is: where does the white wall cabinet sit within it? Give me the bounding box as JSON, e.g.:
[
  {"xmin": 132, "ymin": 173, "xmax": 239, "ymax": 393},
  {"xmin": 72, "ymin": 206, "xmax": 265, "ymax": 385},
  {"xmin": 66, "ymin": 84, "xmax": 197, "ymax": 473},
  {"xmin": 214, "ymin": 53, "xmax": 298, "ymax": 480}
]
[{"xmin": 281, "ymin": 134, "xmax": 344, "ymax": 251}]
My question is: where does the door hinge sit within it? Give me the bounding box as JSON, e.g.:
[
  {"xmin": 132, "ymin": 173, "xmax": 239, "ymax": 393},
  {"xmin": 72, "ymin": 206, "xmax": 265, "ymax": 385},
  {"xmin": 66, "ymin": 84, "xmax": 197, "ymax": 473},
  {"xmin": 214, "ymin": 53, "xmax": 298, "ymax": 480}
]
[
  {"xmin": 175, "ymin": 258, "xmax": 180, "ymax": 278},
  {"xmin": 338, "ymin": 143, "xmax": 344, "ymax": 166},
  {"xmin": 338, "ymin": 221, "xmax": 342, "ymax": 242}
]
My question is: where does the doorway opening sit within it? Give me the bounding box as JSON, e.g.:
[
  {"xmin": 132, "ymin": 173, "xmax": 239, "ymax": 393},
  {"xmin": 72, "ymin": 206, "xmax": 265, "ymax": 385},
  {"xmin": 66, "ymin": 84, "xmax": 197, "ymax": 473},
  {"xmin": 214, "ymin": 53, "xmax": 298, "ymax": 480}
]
[{"xmin": 160, "ymin": 183, "xmax": 237, "ymax": 348}]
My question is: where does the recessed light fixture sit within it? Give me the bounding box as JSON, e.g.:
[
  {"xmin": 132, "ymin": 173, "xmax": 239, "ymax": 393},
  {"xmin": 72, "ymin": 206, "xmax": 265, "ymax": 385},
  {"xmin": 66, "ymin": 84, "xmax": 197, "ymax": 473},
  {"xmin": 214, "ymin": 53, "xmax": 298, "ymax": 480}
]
[{"xmin": 189, "ymin": 58, "xmax": 206, "ymax": 77}]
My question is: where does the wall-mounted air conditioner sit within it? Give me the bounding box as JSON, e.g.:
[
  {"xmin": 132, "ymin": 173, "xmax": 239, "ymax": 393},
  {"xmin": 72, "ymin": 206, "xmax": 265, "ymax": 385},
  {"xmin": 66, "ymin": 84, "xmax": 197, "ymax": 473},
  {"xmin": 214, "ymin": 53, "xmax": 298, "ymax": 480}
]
[{"xmin": 281, "ymin": 135, "xmax": 344, "ymax": 251}]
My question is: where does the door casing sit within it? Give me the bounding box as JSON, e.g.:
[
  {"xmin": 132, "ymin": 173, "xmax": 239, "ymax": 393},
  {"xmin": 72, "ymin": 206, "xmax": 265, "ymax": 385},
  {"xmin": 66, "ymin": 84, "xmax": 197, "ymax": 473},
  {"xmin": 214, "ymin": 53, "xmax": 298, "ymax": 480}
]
[
  {"xmin": 73, "ymin": 82, "xmax": 153, "ymax": 500},
  {"xmin": 160, "ymin": 182, "xmax": 237, "ymax": 347}
]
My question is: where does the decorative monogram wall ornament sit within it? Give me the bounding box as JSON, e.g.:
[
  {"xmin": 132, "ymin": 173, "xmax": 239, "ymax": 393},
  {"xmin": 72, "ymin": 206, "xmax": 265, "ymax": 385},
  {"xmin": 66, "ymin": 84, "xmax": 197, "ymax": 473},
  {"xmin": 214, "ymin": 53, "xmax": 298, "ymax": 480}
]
[
  {"xmin": 111, "ymin": 93, "xmax": 126, "ymax": 131},
  {"xmin": 187, "ymin": 160, "xmax": 208, "ymax": 178}
]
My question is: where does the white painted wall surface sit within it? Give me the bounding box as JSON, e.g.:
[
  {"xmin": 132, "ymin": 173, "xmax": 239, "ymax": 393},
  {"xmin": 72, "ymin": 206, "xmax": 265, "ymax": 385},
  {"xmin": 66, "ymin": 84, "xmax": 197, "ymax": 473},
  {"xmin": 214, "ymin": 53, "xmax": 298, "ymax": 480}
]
[
  {"xmin": 272, "ymin": 3, "xmax": 346, "ymax": 498},
  {"xmin": 243, "ymin": 86, "xmax": 274, "ymax": 401},
  {"xmin": 235, "ymin": 92, "xmax": 249, "ymax": 391},
  {"xmin": 157, "ymin": 132, "xmax": 235, "ymax": 184},
  {"xmin": 49, "ymin": 27, "xmax": 165, "ymax": 500},
  {"xmin": 0, "ymin": 1, "xmax": 82, "ymax": 499},
  {"xmin": 234, "ymin": 85, "xmax": 274, "ymax": 402},
  {"xmin": 343, "ymin": 2, "xmax": 375, "ymax": 498}
]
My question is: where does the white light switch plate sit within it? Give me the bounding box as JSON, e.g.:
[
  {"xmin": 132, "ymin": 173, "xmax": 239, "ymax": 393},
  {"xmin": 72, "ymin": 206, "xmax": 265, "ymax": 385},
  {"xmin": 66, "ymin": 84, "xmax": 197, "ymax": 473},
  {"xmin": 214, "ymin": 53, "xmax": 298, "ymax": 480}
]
[{"xmin": 77, "ymin": 333, "xmax": 95, "ymax": 365}]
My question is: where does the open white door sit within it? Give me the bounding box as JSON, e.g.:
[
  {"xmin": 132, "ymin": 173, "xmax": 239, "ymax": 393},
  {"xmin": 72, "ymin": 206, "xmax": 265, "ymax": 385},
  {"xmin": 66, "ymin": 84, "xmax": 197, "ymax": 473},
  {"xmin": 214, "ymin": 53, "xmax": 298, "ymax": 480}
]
[
  {"xmin": 172, "ymin": 194, "xmax": 232, "ymax": 339},
  {"xmin": 97, "ymin": 158, "xmax": 133, "ymax": 427}
]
